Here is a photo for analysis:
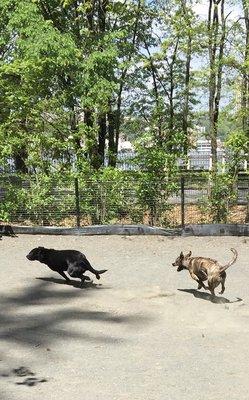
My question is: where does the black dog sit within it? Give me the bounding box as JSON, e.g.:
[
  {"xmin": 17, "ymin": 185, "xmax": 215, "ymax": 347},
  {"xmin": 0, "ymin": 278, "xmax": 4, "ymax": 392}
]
[
  {"xmin": 26, "ymin": 246, "xmax": 107, "ymax": 284},
  {"xmin": 0, "ymin": 225, "xmax": 16, "ymax": 237}
]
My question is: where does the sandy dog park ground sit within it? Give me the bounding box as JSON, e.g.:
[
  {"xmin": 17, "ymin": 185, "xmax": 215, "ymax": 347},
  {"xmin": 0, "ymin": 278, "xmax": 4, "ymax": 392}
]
[{"xmin": 0, "ymin": 234, "xmax": 248, "ymax": 400}]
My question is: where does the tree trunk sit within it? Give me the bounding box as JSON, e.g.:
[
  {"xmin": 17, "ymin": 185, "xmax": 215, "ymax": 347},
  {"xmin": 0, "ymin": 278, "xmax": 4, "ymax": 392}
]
[
  {"xmin": 98, "ymin": 0, "xmax": 108, "ymax": 33},
  {"xmin": 207, "ymin": 0, "xmax": 226, "ymax": 173},
  {"xmin": 15, "ymin": 119, "xmax": 28, "ymax": 173},
  {"xmin": 97, "ymin": 114, "xmax": 107, "ymax": 168},
  {"xmin": 14, "ymin": 149, "xmax": 28, "ymax": 174},
  {"xmin": 182, "ymin": 7, "xmax": 192, "ymax": 155},
  {"xmin": 70, "ymin": 104, "xmax": 80, "ymax": 149},
  {"xmin": 144, "ymin": 40, "xmax": 163, "ymax": 145},
  {"xmin": 242, "ymin": 0, "xmax": 249, "ymax": 222},
  {"xmin": 108, "ymin": 108, "xmax": 116, "ymax": 167},
  {"xmin": 84, "ymin": 109, "xmax": 97, "ymax": 167},
  {"xmin": 109, "ymin": 0, "xmax": 142, "ymax": 164},
  {"xmin": 167, "ymin": 39, "xmax": 179, "ymax": 152},
  {"xmin": 242, "ymin": 0, "xmax": 249, "ymax": 137},
  {"xmin": 180, "ymin": 1, "xmax": 192, "ymax": 155}
]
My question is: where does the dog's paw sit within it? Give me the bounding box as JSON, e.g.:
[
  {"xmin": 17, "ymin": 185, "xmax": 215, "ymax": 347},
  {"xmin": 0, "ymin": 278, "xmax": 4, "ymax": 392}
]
[{"xmin": 80, "ymin": 276, "xmax": 93, "ymax": 285}]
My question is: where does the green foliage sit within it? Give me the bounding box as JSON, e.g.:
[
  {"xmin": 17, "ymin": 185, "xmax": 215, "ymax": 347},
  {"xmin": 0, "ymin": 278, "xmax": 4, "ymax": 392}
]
[
  {"xmin": 226, "ymin": 130, "xmax": 249, "ymax": 154},
  {"xmin": 225, "ymin": 130, "xmax": 249, "ymax": 175},
  {"xmin": 134, "ymin": 136, "xmax": 180, "ymax": 225},
  {"xmin": 0, "ymin": 168, "xmax": 182, "ymax": 227},
  {"xmin": 0, "ymin": 173, "xmax": 75, "ymax": 225},
  {"xmin": 198, "ymin": 174, "xmax": 237, "ymax": 223},
  {"xmin": 210, "ymin": 175, "xmax": 237, "ymax": 223},
  {"xmin": 77, "ymin": 168, "xmax": 143, "ymax": 224},
  {"xmin": 0, "ymin": 0, "xmax": 248, "ymax": 229}
]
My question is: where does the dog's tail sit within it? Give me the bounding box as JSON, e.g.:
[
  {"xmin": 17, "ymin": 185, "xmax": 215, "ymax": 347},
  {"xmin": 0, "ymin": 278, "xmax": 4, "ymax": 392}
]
[
  {"xmin": 95, "ymin": 269, "xmax": 108, "ymax": 280},
  {"xmin": 81, "ymin": 257, "xmax": 107, "ymax": 279},
  {"xmin": 220, "ymin": 248, "xmax": 238, "ymax": 273}
]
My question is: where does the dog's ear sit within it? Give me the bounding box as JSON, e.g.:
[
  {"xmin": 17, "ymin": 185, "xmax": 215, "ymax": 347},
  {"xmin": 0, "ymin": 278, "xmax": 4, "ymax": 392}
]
[
  {"xmin": 180, "ymin": 251, "xmax": 184, "ymax": 259},
  {"xmin": 186, "ymin": 251, "xmax": 192, "ymax": 257},
  {"xmin": 37, "ymin": 247, "xmax": 45, "ymax": 261}
]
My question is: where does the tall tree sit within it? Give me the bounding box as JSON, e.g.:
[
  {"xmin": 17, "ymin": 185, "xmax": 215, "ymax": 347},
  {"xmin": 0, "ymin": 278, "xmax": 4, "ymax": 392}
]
[
  {"xmin": 207, "ymin": 0, "xmax": 229, "ymax": 172},
  {"xmin": 242, "ymin": 0, "xmax": 249, "ymax": 140},
  {"xmin": 126, "ymin": 0, "xmax": 202, "ymax": 157},
  {"xmin": 241, "ymin": 0, "xmax": 249, "ymax": 222}
]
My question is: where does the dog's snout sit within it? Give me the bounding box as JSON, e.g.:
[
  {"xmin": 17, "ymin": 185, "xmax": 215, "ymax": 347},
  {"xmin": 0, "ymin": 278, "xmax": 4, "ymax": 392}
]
[{"xmin": 172, "ymin": 262, "xmax": 176, "ymax": 266}]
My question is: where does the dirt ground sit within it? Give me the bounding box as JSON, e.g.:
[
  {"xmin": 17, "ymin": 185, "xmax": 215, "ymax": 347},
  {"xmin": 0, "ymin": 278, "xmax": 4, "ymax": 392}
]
[{"xmin": 0, "ymin": 234, "xmax": 249, "ymax": 400}]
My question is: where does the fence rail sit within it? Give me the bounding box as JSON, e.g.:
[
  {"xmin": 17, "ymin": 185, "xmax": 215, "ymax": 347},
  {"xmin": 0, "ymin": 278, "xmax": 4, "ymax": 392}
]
[{"xmin": 0, "ymin": 173, "xmax": 248, "ymax": 228}]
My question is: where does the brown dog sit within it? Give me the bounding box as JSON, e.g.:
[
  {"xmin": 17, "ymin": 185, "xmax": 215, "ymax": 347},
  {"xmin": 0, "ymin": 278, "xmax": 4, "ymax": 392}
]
[{"xmin": 172, "ymin": 248, "xmax": 238, "ymax": 295}]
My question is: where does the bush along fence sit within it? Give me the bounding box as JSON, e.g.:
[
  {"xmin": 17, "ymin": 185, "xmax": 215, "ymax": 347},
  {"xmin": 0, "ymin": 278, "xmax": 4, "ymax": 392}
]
[{"xmin": 0, "ymin": 172, "xmax": 248, "ymax": 228}]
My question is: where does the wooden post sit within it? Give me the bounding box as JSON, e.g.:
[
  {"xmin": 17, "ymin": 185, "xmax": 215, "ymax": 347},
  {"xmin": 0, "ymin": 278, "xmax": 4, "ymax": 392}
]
[
  {"xmin": 181, "ymin": 176, "xmax": 185, "ymax": 229},
  {"xmin": 74, "ymin": 177, "xmax": 80, "ymax": 228}
]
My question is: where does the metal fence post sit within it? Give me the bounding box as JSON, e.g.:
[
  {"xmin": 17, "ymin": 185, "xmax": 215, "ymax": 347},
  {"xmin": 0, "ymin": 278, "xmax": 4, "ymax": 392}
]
[
  {"xmin": 181, "ymin": 176, "xmax": 185, "ymax": 229},
  {"xmin": 74, "ymin": 177, "xmax": 80, "ymax": 228}
]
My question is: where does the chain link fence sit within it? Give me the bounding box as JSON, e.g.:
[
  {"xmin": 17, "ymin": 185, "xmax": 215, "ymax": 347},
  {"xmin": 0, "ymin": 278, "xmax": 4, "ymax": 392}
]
[{"xmin": 0, "ymin": 173, "xmax": 248, "ymax": 227}]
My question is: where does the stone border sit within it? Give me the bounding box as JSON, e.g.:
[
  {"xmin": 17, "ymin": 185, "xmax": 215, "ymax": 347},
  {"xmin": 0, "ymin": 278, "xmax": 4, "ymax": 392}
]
[
  {"xmin": 183, "ymin": 223, "xmax": 249, "ymax": 236},
  {"xmin": 11, "ymin": 224, "xmax": 182, "ymax": 236},
  {"xmin": 4, "ymin": 223, "xmax": 249, "ymax": 237}
]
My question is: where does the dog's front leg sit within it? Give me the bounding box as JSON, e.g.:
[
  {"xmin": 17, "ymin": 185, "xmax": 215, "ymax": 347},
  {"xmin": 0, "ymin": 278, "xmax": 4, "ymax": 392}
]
[
  {"xmin": 190, "ymin": 272, "xmax": 208, "ymax": 291},
  {"xmin": 81, "ymin": 275, "xmax": 92, "ymax": 282},
  {"xmin": 197, "ymin": 281, "xmax": 209, "ymax": 290},
  {"xmin": 80, "ymin": 275, "xmax": 92, "ymax": 285},
  {"xmin": 58, "ymin": 271, "xmax": 71, "ymax": 284}
]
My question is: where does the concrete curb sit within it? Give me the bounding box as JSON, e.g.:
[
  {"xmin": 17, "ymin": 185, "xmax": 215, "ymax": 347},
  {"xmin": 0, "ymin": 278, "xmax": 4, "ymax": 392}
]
[
  {"xmin": 6, "ymin": 223, "xmax": 249, "ymax": 237},
  {"xmin": 11, "ymin": 224, "xmax": 182, "ymax": 236},
  {"xmin": 183, "ymin": 223, "xmax": 249, "ymax": 236}
]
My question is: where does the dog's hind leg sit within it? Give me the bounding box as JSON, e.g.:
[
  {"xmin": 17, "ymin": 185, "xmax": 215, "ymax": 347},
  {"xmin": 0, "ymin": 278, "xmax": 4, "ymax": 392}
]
[
  {"xmin": 80, "ymin": 260, "xmax": 107, "ymax": 280},
  {"xmin": 80, "ymin": 275, "xmax": 92, "ymax": 284},
  {"xmin": 219, "ymin": 272, "xmax": 226, "ymax": 294}
]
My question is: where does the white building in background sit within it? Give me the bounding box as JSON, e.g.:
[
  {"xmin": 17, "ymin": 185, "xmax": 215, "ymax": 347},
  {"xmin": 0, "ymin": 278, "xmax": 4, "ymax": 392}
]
[
  {"xmin": 118, "ymin": 139, "xmax": 134, "ymax": 152},
  {"xmin": 192, "ymin": 138, "xmax": 223, "ymax": 153},
  {"xmin": 116, "ymin": 135, "xmax": 229, "ymax": 171},
  {"xmin": 116, "ymin": 138, "xmax": 135, "ymax": 171},
  {"xmin": 186, "ymin": 138, "xmax": 225, "ymax": 170}
]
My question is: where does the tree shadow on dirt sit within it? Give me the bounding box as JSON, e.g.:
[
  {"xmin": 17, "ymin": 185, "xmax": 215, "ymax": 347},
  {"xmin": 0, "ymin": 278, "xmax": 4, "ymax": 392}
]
[
  {"xmin": 0, "ymin": 279, "xmax": 154, "ymax": 399},
  {"xmin": 178, "ymin": 288, "xmax": 242, "ymax": 304},
  {"xmin": 0, "ymin": 279, "xmax": 153, "ymax": 347},
  {"xmin": 1, "ymin": 366, "xmax": 47, "ymax": 387}
]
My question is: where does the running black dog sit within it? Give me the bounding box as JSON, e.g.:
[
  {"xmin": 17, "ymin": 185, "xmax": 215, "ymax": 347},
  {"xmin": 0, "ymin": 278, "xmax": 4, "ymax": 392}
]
[{"xmin": 26, "ymin": 246, "xmax": 107, "ymax": 284}]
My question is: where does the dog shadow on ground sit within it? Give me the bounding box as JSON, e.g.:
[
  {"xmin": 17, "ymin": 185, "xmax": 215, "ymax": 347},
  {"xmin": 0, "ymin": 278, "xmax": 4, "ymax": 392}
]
[
  {"xmin": 36, "ymin": 276, "xmax": 107, "ymax": 290},
  {"xmin": 178, "ymin": 288, "xmax": 242, "ymax": 304}
]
